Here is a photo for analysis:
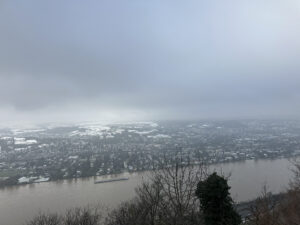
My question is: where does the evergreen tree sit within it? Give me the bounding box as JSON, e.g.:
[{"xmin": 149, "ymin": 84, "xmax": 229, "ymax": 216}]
[{"xmin": 196, "ymin": 172, "xmax": 241, "ymax": 225}]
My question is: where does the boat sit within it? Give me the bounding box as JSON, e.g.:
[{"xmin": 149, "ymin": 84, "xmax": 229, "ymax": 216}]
[{"xmin": 94, "ymin": 177, "xmax": 129, "ymax": 184}]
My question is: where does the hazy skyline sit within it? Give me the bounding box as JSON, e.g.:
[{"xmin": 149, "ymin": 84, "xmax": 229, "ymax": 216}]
[{"xmin": 1, "ymin": 0, "xmax": 300, "ymax": 125}]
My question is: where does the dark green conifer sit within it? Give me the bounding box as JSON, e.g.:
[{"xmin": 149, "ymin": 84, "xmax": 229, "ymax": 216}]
[{"xmin": 196, "ymin": 172, "xmax": 241, "ymax": 225}]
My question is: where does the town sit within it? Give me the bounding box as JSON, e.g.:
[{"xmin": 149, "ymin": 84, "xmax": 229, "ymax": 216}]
[{"xmin": 1, "ymin": 120, "xmax": 300, "ymax": 187}]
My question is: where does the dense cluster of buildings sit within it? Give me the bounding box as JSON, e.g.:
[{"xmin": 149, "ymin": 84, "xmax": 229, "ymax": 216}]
[{"xmin": 0, "ymin": 120, "xmax": 300, "ymax": 187}]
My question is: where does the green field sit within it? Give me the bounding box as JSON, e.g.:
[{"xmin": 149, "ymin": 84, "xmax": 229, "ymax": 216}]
[{"xmin": 0, "ymin": 169, "xmax": 22, "ymax": 177}]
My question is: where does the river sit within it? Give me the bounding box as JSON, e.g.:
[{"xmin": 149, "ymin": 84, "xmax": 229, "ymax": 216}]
[{"xmin": 0, "ymin": 157, "xmax": 296, "ymax": 225}]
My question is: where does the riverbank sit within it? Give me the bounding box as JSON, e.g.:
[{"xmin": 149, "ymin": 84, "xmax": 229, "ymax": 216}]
[
  {"xmin": 0, "ymin": 157, "xmax": 295, "ymax": 225},
  {"xmin": 0, "ymin": 155, "xmax": 294, "ymax": 189}
]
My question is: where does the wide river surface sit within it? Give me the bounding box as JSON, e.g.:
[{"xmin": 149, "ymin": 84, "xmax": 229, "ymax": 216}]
[{"xmin": 0, "ymin": 158, "xmax": 297, "ymax": 225}]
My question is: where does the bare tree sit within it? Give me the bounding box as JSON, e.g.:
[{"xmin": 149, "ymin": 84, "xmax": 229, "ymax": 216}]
[
  {"xmin": 26, "ymin": 206, "xmax": 103, "ymax": 225},
  {"xmin": 275, "ymin": 161, "xmax": 300, "ymax": 225},
  {"xmin": 106, "ymin": 153, "xmax": 207, "ymax": 225},
  {"xmin": 64, "ymin": 207, "xmax": 103, "ymax": 225},
  {"xmin": 289, "ymin": 159, "xmax": 300, "ymax": 190},
  {"xmin": 105, "ymin": 200, "xmax": 145, "ymax": 225},
  {"xmin": 26, "ymin": 213, "xmax": 61, "ymax": 225},
  {"xmin": 247, "ymin": 162, "xmax": 300, "ymax": 225},
  {"xmin": 151, "ymin": 156, "xmax": 207, "ymax": 225},
  {"xmin": 248, "ymin": 185, "xmax": 280, "ymax": 225}
]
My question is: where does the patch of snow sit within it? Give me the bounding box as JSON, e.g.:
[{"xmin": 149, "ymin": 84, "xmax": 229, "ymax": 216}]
[
  {"xmin": 0, "ymin": 137, "xmax": 12, "ymax": 140},
  {"xmin": 34, "ymin": 177, "xmax": 50, "ymax": 183},
  {"xmin": 148, "ymin": 134, "xmax": 171, "ymax": 139},
  {"xmin": 14, "ymin": 138, "xmax": 37, "ymax": 145},
  {"xmin": 128, "ymin": 129, "xmax": 157, "ymax": 135},
  {"xmin": 70, "ymin": 125, "xmax": 111, "ymax": 136},
  {"xmin": 15, "ymin": 148, "xmax": 26, "ymax": 152},
  {"xmin": 114, "ymin": 129, "xmax": 124, "ymax": 134},
  {"xmin": 18, "ymin": 177, "xmax": 30, "ymax": 184}
]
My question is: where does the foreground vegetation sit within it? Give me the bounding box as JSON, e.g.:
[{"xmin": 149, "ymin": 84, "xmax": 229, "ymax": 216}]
[
  {"xmin": 245, "ymin": 162, "xmax": 300, "ymax": 225},
  {"xmin": 25, "ymin": 160, "xmax": 300, "ymax": 225}
]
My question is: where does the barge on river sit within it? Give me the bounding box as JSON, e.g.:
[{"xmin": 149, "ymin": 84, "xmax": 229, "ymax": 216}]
[{"xmin": 94, "ymin": 177, "xmax": 129, "ymax": 184}]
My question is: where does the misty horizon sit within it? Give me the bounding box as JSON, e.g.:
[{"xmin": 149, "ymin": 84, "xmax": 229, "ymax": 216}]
[{"xmin": 1, "ymin": 0, "xmax": 300, "ymax": 125}]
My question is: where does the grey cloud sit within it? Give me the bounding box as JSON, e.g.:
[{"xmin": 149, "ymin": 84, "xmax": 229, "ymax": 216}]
[{"xmin": 0, "ymin": 0, "xmax": 300, "ymax": 123}]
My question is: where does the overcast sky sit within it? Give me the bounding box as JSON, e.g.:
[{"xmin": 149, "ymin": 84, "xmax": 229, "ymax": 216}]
[{"xmin": 1, "ymin": 0, "xmax": 300, "ymax": 125}]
